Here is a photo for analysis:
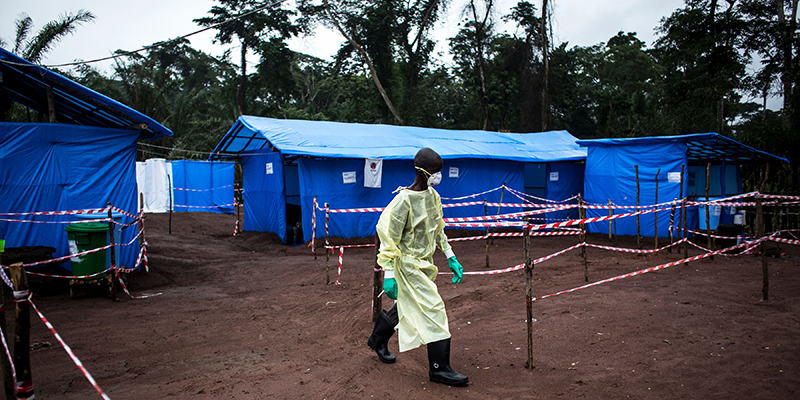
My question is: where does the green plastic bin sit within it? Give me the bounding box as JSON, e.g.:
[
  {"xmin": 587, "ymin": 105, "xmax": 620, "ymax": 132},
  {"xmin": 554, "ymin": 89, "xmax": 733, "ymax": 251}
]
[{"xmin": 65, "ymin": 222, "xmax": 109, "ymax": 280}]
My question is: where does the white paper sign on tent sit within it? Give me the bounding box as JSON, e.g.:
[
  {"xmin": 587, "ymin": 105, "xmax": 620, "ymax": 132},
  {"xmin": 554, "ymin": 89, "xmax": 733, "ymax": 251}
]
[
  {"xmin": 364, "ymin": 158, "xmax": 382, "ymax": 188},
  {"xmin": 266, "ymin": 163, "xmax": 274, "ymax": 175},
  {"xmin": 668, "ymin": 172, "xmax": 681, "ymax": 183},
  {"xmin": 449, "ymin": 167, "xmax": 459, "ymax": 178},
  {"xmin": 550, "ymin": 172, "xmax": 559, "ymax": 181},
  {"xmin": 343, "ymin": 171, "xmax": 357, "ymax": 184}
]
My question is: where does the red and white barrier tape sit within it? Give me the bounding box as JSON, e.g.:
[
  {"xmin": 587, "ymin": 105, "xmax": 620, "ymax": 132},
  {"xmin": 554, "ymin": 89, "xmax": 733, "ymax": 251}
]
[
  {"xmin": 505, "ymin": 186, "xmax": 577, "ymax": 204},
  {"xmin": 527, "ymin": 204, "xmax": 674, "ymax": 231},
  {"xmin": 327, "ymin": 207, "xmax": 384, "ymax": 213},
  {"xmin": 442, "ymin": 201, "xmax": 486, "ymax": 208},
  {"xmin": 116, "ymin": 271, "xmax": 161, "ymax": 299},
  {"xmin": 0, "ymin": 217, "xmax": 110, "ymax": 224},
  {"xmin": 172, "ymin": 184, "xmax": 234, "ymax": 192},
  {"xmin": 688, "ymin": 230, "xmax": 753, "ymax": 240},
  {"xmin": 27, "ymin": 296, "xmax": 111, "ymax": 400},
  {"xmin": 531, "ymin": 237, "xmax": 768, "ymax": 302},
  {"xmin": 110, "ymin": 206, "xmax": 138, "ymax": 219},
  {"xmin": 584, "ymin": 238, "xmax": 687, "ymax": 254},
  {"xmin": 446, "ymin": 221, "xmax": 528, "ymax": 228},
  {"xmin": 325, "ymin": 243, "xmax": 375, "ymax": 249},
  {"xmin": 0, "ymin": 208, "xmax": 107, "ymax": 216},
  {"xmin": 443, "ymin": 205, "xmax": 575, "ymax": 223},
  {"xmin": 233, "ymin": 220, "xmax": 239, "ymax": 236},
  {"xmin": 171, "ymin": 202, "xmax": 236, "ymax": 209},
  {"xmin": 770, "ymin": 237, "xmax": 800, "ymax": 246},
  {"xmin": 441, "ymin": 185, "xmax": 504, "ymax": 201},
  {"xmin": 760, "ymin": 193, "xmax": 800, "ymax": 200}
]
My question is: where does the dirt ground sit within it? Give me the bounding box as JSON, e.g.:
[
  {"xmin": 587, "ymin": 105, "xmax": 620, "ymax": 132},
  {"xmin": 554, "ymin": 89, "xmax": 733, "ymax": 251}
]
[{"xmin": 6, "ymin": 211, "xmax": 800, "ymax": 399}]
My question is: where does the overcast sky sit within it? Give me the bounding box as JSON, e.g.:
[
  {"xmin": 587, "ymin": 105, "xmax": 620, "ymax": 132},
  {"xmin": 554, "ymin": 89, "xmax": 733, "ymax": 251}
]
[{"xmin": 1, "ymin": 0, "xmax": 687, "ymax": 73}]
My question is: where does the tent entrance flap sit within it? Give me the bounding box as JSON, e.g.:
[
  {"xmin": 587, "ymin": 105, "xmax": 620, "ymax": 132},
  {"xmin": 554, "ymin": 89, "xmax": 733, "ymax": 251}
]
[{"xmin": 242, "ymin": 151, "xmax": 287, "ymax": 242}]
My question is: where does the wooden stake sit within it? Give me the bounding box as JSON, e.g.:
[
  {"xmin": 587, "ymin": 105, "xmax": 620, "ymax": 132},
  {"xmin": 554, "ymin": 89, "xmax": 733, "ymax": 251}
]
[
  {"xmin": 683, "ymin": 197, "xmax": 689, "ymax": 264},
  {"xmin": 108, "ymin": 204, "xmax": 118, "ymax": 301},
  {"xmin": 679, "ymin": 165, "xmax": 685, "ymax": 255},
  {"xmin": 636, "ymin": 165, "xmax": 641, "ymax": 249},
  {"xmin": 484, "ymin": 201, "xmax": 490, "ymax": 268},
  {"xmin": 758, "ymin": 163, "xmax": 770, "ymax": 301},
  {"xmin": 0, "ymin": 254, "xmax": 16, "ymax": 400},
  {"xmin": 9, "ymin": 262, "xmax": 34, "ymax": 400},
  {"xmin": 654, "ymin": 168, "xmax": 661, "ymax": 249},
  {"xmin": 372, "ymin": 235, "xmax": 382, "ymax": 322},
  {"xmin": 524, "ymin": 227, "xmax": 534, "ymax": 369},
  {"xmin": 313, "ymin": 195, "xmax": 317, "ymax": 260},
  {"xmin": 46, "ymin": 86, "xmax": 56, "ymax": 123},
  {"xmin": 669, "ymin": 198, "xmax": 677, "ymax": 254},
  {"xmin": 325, "ymin": 203, "xmax": 330, "ymax": 285},
  {"xmin": 579, "ymin": 194, "xmax": 587, "ymax": 282},
  {"xmin": 608, "ymin": 199, "xmax": 613, "ymax": 241},
  {"xmin": 705, "ymin": 163, "xmax": 712, "ymax": 252},
  {"xmin": 139, "ymin": 192, "xmax": 145, "ymax": 248},
  {"xmin": 168, "ymin": 174, "xmax": 173, "ymax": 235}
]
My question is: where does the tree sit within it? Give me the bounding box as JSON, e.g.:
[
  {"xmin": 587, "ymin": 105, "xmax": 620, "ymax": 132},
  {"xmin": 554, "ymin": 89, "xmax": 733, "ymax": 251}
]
[
  {"xmin": 194, "ymin": 0, "xmax": 300, "ymax": 116},
  {"xmin": 3, "ymin": 9, "xmax": 95, "ymax": 63}
]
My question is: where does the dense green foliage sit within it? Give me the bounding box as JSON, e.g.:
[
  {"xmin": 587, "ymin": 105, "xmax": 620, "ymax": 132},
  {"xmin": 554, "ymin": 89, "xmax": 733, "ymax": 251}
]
[{"xmin": 3, "ymin": 0, "xmax": 799, "ymax": 191}]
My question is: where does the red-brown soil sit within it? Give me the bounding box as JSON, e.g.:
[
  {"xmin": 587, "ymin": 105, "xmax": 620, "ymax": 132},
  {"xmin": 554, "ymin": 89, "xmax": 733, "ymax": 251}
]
[{"xmin": 8, "ymin": 212, "xmax": 800, "ymax": 399}]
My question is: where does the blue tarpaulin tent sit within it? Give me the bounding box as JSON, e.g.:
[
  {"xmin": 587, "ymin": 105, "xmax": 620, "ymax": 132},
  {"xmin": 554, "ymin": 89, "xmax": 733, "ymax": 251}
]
[
  {"xmin": 577, "ymin": 133, "xmax": 789, "ymax": 237},
  {"xmin": 0, "ymin": 48, "xmax": 172, "ymax": 271},
  {"xmin": 210, "ymin": 116, "xmax": 586, "ymax": 243}
]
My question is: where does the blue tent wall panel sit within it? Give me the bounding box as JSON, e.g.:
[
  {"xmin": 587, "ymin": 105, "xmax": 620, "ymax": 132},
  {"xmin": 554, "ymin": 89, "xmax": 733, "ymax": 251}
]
[
  {"xmin": 171, "ymin": 160, "xmax": 234, "ymax": 214},
  {"xmin": 299, "ymin": 158, "xmax": 524, "ymax": 243},
  {"xmin": 583, "ymin": 142, "xmax": 687, "ymax": 237},
  {"xmin": 0, "ymin": 122, "xmax": 140, "ymax": 270},
  {"xmin": 545, "ymin": 162, "xmax": 585, "ymax": 223},
  {"xmin": 241, "ymin": 151, "xmax": 286, "ymax": 242},
  {"xmin": 686, "ymin": 164, "xmax": 742, "ymax": 198}
]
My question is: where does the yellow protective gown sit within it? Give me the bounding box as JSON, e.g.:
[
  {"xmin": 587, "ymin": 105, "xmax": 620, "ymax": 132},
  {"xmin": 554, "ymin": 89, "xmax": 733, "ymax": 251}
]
[{"xmin": 376, "ymin": 187, "xmax": 452, "ymax": 352}]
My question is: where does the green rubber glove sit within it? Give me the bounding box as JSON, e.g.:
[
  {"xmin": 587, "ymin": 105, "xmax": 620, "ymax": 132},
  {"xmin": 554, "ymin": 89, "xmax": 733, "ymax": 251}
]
[
  {"xmin": 447, "ymin": 256, "xmax": 463, "ymax": 284},
  {"xmin": 383, "ymin": 277, "xmax": 397, "ymax": 300}
]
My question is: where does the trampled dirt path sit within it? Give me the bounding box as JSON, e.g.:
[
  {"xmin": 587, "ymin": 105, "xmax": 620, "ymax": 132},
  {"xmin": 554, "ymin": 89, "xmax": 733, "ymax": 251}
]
[{"xmin": 9, "ymin": 212, "xmax": 800, "ymax": 399}]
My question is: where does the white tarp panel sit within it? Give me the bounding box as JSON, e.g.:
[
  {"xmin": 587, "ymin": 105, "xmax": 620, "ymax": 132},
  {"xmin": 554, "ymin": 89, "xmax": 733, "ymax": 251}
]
[{"xmin": 136, "ymin": 158, "xmax": 173, "ymax": 213}]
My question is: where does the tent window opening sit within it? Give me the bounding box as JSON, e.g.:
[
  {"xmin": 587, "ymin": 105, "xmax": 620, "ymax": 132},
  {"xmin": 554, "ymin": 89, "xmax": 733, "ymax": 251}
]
[{"xmin": 284, "ymin": 162, "xmax": 303, "ymax": 245}]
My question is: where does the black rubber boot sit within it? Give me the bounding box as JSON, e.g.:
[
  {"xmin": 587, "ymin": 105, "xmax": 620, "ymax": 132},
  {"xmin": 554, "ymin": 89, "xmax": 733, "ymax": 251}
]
[
  {"xmin": 427, "ymin": 338, "xmax": 469, "ymax": 386},
  {"xmin": 367, "ymin": 304, "xmax": 398, "ymax": 363}
]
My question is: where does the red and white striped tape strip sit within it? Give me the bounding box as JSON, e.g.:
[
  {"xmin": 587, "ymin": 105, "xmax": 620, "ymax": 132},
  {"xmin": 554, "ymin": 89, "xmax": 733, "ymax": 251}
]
[
  {"xmin": 532, "ymin": 237, "xmax": 768, "ymax": 302},
  {"xmin": 442, "ymin": 201, "xmax": 485, "ymax": 208},
  {"xmin": 0, "ymin": 208, "xmax": 107, "ymax": 216},
  {"xmin": 688, "ymin": 230, "xmax": 753, "ymax": 240},
  {"xmin": 528, "ymin": 204, "xmax": 673, "ymax": 231},
  {"xmin": 443, "ymin": 205, "xmax": 573, "ymax": 223},
  {"xmin": 446, "ymin": 221, "xmax": 528, "ymax": 228},
  {"xmin": 325, "ymin": 243, "xmax": 375, "ymax": 249},
  {"xmin": 27, "ymin": 297, "xmax": 111, "ymax": 400},
  {"xmin": 110, "ymin": 206, "xmax": 138, "ymax": 219},
  {"xmin": 327, "ymin": 207, "xmax": 384, "ymax": 213},
  {"xmin": 171, "ymin": 202, "xmax": 236, "ymax": 209},
  {"xmin": 770, "ymin": 237, "xmax": 800, "ymax": 246},
  {"xmin": 172, "ymin": 184, "xmax": 234, "ymax": 192},
  {"xmin": 116, "ymin": 271, "xmax": 161, "ymax": 299},
  {"xmin": 760, "ymin": 193, "xmax": 800, "ymax": 200},
  {"xmin": 584, "ymin": 238, "xmax": 687, "ymax": 254},
  {"xmin": 0, "ymin": 217, "xmax": 110, "ymax": 224},
  {"xmin": 505, "ymin": 186, "xmax": 577, "ymax": 204},
  {"xmin": 441, "ymin": 185, "xmax": 504, "ymax": 201}
]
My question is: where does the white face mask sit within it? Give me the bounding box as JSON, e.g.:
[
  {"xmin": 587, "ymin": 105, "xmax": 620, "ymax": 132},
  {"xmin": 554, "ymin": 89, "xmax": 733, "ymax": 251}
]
[{"xmin": 428, "ymin": 171, "xmax": 442, "ymax": 187}]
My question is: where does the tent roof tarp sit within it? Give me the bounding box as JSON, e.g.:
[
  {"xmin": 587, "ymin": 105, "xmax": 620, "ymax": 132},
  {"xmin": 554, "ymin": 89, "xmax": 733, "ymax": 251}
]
[
  {"xmin": 576, "ymin": 133, "xmax": 788, "ymax": 164},
  {"xmin": 210, "ymin": 116, "xmax": 586, "ymax": 162},
  {"xmin": 0, "ymin": 48, "xmax": 172, "ymax": 140}
]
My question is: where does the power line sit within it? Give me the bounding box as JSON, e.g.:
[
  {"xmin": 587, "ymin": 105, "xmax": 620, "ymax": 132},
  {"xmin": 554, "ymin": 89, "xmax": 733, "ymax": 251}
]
[
  {"xmin": 0, "ymin": 0, "xmax": 285, "ymax": 69},
  {"xmin": 138, "ymin": 142, "xmax": 212, "ymax": 156}
]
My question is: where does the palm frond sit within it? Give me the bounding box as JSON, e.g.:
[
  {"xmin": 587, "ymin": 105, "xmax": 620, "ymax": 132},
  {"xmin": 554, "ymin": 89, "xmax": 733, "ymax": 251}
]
[{"xmin": 23, "ymin": 9, "xmax": 95, "ymax": 63}]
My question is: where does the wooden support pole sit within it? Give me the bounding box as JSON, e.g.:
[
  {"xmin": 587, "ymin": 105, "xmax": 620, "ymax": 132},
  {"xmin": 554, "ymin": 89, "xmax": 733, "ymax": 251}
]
[
  {"xmin": 236, "ymin": 183, "xmax": 241, "ymax": 235},
  {"xmin": 9, "ymin": 262, "xmax": 34, "ymax": 400},
  {"xmin": 756, "ymin": 195, "xmax": 768, "ymax": 301},
  {"xmin": 705, "ymin": 163, "xmax": 712, "ymax": 252},
  {"xmin": 312, "ymin": 195, "xmax": 317, "ymax": 260},
  {"xmin": 683, "ymin": 197, "xmax": 689, "ymax": 264},
  {"xmin": 0, "ymin": 253, "xmax": 16, "ymax": 400},
  {"xmin": 484, "ymin": 201, "xmax": 490, "ymax": 268},
  {"xmin": 46, "ymin": 86, "xmax": 56, "ymax": 123},
  {"xmin": 654, "ymin": 168, "xmax": 661, "ymax": 249},
  {"xmin": 168, "ymin": 174, "xmax": 173, "ymax": 235},
  {"xmin": 139, "ymin": 192, "xmax": 145, "ymax": 248},
  {"xmin": 107, "ymin": 204, "xmax": 119, "ymax": 301},
  {"xmin": 325, "ymin": 203, "xmax": 330, "ymax": 285},
  {"xmin": 524, "ymin": 227, "xmax": 534, "ymax": 369},
  {"xmin": 669, "ymin": 198, "xmax": 677, "ymax": 254},
  {"xmin": 678, "ymin": 164, "xmax": 685, "ymax": 238},
  {"xmin": 608, "ymin": 200, "xmax": 613, "ymax": 241},
  {"xmin": 635, "ymin": 165, "xmax": 641, "ymax": 249},
  {"xmin": 579, "ymin": 194, "xmax": 587, "ymax": 282},
  {"xmin": 372, "ymin": 235, "xmax": 382, "ymax": 322}
]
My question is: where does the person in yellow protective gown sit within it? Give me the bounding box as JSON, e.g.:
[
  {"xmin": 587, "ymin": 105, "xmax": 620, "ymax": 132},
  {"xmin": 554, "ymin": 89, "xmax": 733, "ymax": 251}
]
[{"xmin": 366, "ymin": 147, "xmax": 469, "ymax": 386}]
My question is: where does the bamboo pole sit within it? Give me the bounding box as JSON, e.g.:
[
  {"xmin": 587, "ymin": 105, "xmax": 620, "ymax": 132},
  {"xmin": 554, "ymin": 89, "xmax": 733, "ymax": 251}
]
[
  {"xmin": 579, "ymin": 194, "xmax": 587, "ymax": 282},
  {"xmin": 0, "ymin": 253, "xmax": 15, "ymax": 400},
  {"xmin": 107, "ymin": 203, "xmax": 118, "ymax": 301},
  {"xmin": 636, "ymin": 165, "xmax": 641, "ymax": 249},
  {"xmin": 236, "ymin": 183, "xmax": 241, "ymax": 235},
  {"xmin": 756, "ymin": 195, "xmax": 768, "ymax": 301},
  {"xmin": 9, "ymin": 262, "xmax": 34, "ymax": 400},
  {"xmin": 524, "ymin": 227, "xmax": 534, "ymax": 369},
  {"xmin": 654, "ymin": 168, "xmax": 661, "ymax": 249},
  {"xmin": 168, "ymin": 174, "xmax": 173, "ymax": 235},
  {"xmin": 679, "ymin": 165, "xmax": 685, "ymax": 257},
  {"xmin": 484, "ymin": 200, "xmax": 490, "ymax": 267},
  {"xmin": 372, "ymin": 235, "xmax": 382, "ymax": 322},
  {"xmin": 683, "ymin": 197, "xmax": 689, "ymax": 264},
  {"xmin": 608, "ymin": 199, "xmax": 613, "ymax": 241}
]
